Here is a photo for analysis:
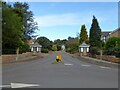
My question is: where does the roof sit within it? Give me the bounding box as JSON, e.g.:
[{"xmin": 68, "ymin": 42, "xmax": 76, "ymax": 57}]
[
  {"xmin": 79, "ymin": 42, "xmax": 90, "ymax": 48},
  {"xmin": 30, "ymin": 43, "xmax": 42, "ymax": 47},
  {"xmin": 101, "ymin": 31, "xmax": 111, "ymax": 36},
  {"xmin": 111, "ymin": 27, "xmax": 120, "ymax": 34}
]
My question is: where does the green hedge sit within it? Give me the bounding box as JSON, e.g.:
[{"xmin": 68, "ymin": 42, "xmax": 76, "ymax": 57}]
[{"xmin": 41, "ymin": 48, "xmax": 49, "ymax": 53}]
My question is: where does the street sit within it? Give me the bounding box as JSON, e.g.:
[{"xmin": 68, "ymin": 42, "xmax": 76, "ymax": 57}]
[{"xmin": 2, "ymin": 51, "xmax": 118, "ymax": 88}]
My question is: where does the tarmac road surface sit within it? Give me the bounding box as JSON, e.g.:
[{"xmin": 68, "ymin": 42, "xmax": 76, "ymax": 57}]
[{"xmin": 2, "ymin": 51, "xmax": 118, "ymax": 88}]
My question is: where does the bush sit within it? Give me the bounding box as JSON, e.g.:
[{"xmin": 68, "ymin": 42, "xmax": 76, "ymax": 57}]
[
  {"xmin": 90, "ymin": 47, "xmax": 100, "ymax": 57},
  {"xmin": 41, "ymin": 48, "xmax": 49, "ymax": 53},
  {"xmin": 57, "ymin": 45, "xmax": 61, "ymax": 51},
  {"xmin": 52, "ymin": 45, "xmax": 57, "ymax": 51},
  {"xmin": 2, "ymin": 49, "xmax": 16, "ymax": 54},
  {"xmin": 19, "ymin": 43, "xmax": 30, "ymax": 54},
  {"xmin": 104, "ymin": 37, "xmax": 120, "ymax": 57},
  {"xmin": 115, "ymin": 46, "xmax": 120, "ymax": 58},
  {"xmin": 66, "ymin": 44, "xmax": 78, "ymax": 54}
]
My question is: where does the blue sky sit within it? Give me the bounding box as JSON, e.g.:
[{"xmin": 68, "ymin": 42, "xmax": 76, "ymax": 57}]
[{"xmin": 28, "ymin": 2, "xmax": 118, "ymax": 41}]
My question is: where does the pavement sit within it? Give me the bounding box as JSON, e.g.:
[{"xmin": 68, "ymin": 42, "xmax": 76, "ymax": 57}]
[
  {"xmin": 2, "ymin": 51, "xmax": 118, "ymax": 88},
  {"xmin": 70, "ymin": 53, "xmax": 119, "ymax": 68},
  {"xmin": 2, "ymin": 53, "xmax": 51, "ymax": 64}
]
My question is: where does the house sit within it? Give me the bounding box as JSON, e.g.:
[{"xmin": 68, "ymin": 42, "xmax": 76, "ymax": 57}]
[
  {"xmin": 101, "ymin": 31, "xmax": 111, "ymax": 42},
  {"xmin": 30, "ymin": 43, "xmax": 42, "ymax": 52},
  {"xmin": 79, "ymin": 42, "xmax": 90, "ymax": 56},
  {"xmin": 61, "ymin": 45, "xmax": 65, "ymax": 51},
  {"xmin": 110, "ymin": 27, "xmax": 120, "ymax": 37},
  {"xmin": 101, "ymin": 28, "xmax": 120, "ymax": 42}
]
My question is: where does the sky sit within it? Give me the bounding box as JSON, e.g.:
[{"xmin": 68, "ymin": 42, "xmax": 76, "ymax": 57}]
[{"xmin": 27, "ymin": 2, "xmax": 118, "ymax": 41}]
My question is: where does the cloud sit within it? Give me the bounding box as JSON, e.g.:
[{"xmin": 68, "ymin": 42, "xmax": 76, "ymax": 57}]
[
  {"xmin": 35, "ymin": 13, "xmax": 91, "ymax": 27},
  {"xmin": 34, "ymin": 12, "xmax": 105, "ymax": 28}
]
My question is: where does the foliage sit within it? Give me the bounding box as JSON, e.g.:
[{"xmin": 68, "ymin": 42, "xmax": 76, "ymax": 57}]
[
  {"xmin": 104, "ymin": 37, "xmax": 120, "ymax": 57},
  {"xmin": 41, "ymin": 48, "xmax": 49, "ymax": 53},
  {"xmin": 89, "ymin": 16, "xmax": 102, "ymax": 49},
  {"xmin": 90, "ymin": 47, "xmax": 100, "ymax": 57},
  {"xmin": 13, "ymin": 2, "xmax": 38, "ymax": 40},
  {"xmin": 54, "ymin": 39, "xmax": 61, "ymax": 45},
  {"xmin": 53, "ymin": 39, "xmax": 67, "ymax": 51},
  {"xmin": 2, "ymin": 3, "xmax": 23, "ymax": 50},
  {"xmin": 57, "ymin": 45, "xmax": 61, "ymax": 51},
  {"xmin": 66, "ymin": 37, "xmax": 79, "ymax": 54},
  {"xmin": 54, "ymin": 39, "xmax": 67, "ymax": 45},
  {"xmin": 2, "ymin": 2, "xmax": 37, "ymax": 54},
  {"xmin": 19, "ymin": 42, "xmax": 30, "ymax": 54},
  {"xmin": 37, "ymin": 37, "xmax": 53, "ymax": 50},
  {"xmin": 79, "ymin": 25, "xmax": 89, "ymax": 44},
  {"xmin": 52, "ymin": 45, "xmax": 57, "ymax": 51}
]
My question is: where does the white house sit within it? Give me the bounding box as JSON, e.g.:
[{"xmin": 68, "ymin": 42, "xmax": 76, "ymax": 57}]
[
  {"xmin": 79, "ymin": 42, "xmax": 90, "ymax": 56},
  {"xmin": 30, "ymin": 43, "xmax": 42, "ymax": 52},
  {"xmin": 61, "ymin": 45, "xmax": 65, "ymax": 51}
]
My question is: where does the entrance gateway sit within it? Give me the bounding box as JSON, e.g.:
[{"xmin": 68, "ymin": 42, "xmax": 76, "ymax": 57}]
[{"xmin": 79, "ymin": 42, "xmax": 90, "ymax": 56}]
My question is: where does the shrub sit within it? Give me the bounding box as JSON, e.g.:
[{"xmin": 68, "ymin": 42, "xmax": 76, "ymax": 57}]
[
  {"xmin": 57, "ymin": 45, "xmax": 61, "ymax": 51},
  {"xmin": 19, "ymin": 43, "xmax": 30, "ymax": 54},
  {"xmin": 52, "ymin": 45, "xmax": 57, "ymax": 51},
  {"xmin": 90, "ymin": 47, "xmax": 100, "ymax": 57},
  {"xmin": 41, "ymin": 48, "xmax": 49, "ymax": 53},
  {"xmin": 104, "ymin": 37, "xmax": 120, "ymax": 57}
]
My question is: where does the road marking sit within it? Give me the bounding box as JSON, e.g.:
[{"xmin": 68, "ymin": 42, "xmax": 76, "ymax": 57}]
[
  {"xmin": 0, "ymin": 83, "xmax": 40, "ymax": 88},
  {"xmin": 99, "ymin": 66, "xmax": 111, "ymax": 69},
  {"xmin": 0, "ymin": 85, "xmax": 11, "ymax": 88},
  {"xmin": 64, "ymin": 63, "xmax": 73, "ymax": 66},
  {"xmin": 81, "ymin": 64, "xmax": 91, "ymax": 67}
]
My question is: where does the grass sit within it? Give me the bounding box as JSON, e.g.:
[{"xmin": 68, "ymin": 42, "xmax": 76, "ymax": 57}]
[{"xmin": 51, "ymin": 60, "xmax": 64, "ymax": 64}]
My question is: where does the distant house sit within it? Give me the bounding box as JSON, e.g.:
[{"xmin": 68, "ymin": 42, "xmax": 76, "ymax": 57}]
[
  {"xmin": 30, "ymin": 43, "xmax": 42, "ymax": 52},
  {"xmin": 61, "ymin": 45, "xmax": 65, "ymax": 51},
  {"xmin": 101, "ymin": 31, "xmax": 111, "ymax": 42},
  {"xmin": 101, "ymin": 28, "xmax": 120, "ymax": 42},
  {"xmin": 110, "ymin": 27, "xmax": 120, "ymax": 37},
  {"xmin": 79, "ymin": 42, "xmax": 90, "ymax": 56}
]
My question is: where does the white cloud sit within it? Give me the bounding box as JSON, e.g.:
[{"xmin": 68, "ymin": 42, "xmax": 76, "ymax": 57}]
[
  {"xmin": 34, "ymin": 13, "xmax": 105, "ymax": 28},
  {"xmin": 35, "ymin": 13, "xmax": 90, "ymax": 27}
]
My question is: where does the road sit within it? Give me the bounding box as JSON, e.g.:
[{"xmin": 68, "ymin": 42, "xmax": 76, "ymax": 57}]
[{"xmin": 2, "ymin": 51, "xmax": 118, "ymax": 88}]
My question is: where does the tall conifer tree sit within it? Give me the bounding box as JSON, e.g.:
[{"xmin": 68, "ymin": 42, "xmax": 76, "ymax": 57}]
[
  {"xmin": 79, "ymin": 24, "xmax": 88, "ymax": 44},
  {"xmin": 89, "ymin": 16, "xmax": 101, "ymax": 48}
]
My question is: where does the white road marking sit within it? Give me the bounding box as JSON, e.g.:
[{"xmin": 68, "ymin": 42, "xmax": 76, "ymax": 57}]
[
  {"xmin": 99, "ymin": 66, "xmax": 111, "ymax": 69},
  {"xmin": 0, "ymin": 85, "xmax": 11, "ymax": 88},
  {"xmin": 81, "ymin": 64, "xmax": 91, "ymax": 67},
  {"xmin": 64, "ymin": 63, "xmax": 73, "ymax": 66},
  {"xmin": 0, "ymin": 83, "xmax": 40, "ymax": 88}
]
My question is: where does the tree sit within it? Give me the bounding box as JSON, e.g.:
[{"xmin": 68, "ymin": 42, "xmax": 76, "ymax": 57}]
[
  {"xmin": 79, "ymin": 25, "xmax": 88, "ymax": 44},
  {"xmin": 66, "ymin": 37, "xmax": 79, "ymax": 54},
  {"xmin": 2, "ymin": 2, "xmax": 24, "ymax": 54},
  {"xmin": 13, "ymin": 2, "xmax": 38, "ymax": 40},
  {"xmin": 89, "ymin": 16, "xmax": 101, "ymax": 48},
  {"xmin": 2, "ymin": 2, "xmax": 37, "ymax": 54},
  {"xmin": 54, "ymin": 39, "xmax": 61, "ymax": 45},
  {"xmin": 89, "ymin": 16, "xmax": 102, "ymax": 55},
  {"xmin": 52, "ymin": 45, "xmax": 57, "ymax": 51},
  {"xmin": 36, "ymin": 37, "xmax": 53, "ymax": 50}
]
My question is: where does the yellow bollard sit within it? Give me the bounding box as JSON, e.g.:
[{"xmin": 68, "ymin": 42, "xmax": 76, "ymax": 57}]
[{"xmin": 58, "ymin": 54, "xmax": 62, "ymax": 61}]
